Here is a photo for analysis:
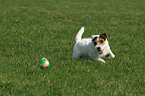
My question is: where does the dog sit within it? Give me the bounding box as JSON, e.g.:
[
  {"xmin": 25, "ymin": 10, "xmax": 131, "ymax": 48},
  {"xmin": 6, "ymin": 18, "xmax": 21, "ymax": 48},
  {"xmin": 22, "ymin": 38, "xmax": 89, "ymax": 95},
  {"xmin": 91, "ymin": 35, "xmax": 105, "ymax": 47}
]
[{"xmin": 72, "ymin": 27, "xmax": 115, "ymax": 63}]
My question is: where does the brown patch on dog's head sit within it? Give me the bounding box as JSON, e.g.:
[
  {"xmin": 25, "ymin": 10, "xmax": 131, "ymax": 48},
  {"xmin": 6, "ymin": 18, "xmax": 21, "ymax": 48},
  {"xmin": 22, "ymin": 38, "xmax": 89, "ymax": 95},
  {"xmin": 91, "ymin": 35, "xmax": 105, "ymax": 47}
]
[
  {"xmin": 100, "ymin": 33, "xmax": 107, "ymax": 40},
  {"xmin": 92, "ymin": 34, "xmax": 108, "ymax": 46},
  {"xmin": 99, "ymin": 33, "xmax": 107, "ymax": 46}
]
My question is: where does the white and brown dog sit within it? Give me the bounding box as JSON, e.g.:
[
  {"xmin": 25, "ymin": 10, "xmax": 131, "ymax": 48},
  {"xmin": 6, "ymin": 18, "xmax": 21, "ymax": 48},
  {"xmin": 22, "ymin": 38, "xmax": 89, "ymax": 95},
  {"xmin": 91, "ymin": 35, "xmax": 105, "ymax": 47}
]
[{"xmin": 72, "ymin": 27, "xmax": 115, "ymax": 63}]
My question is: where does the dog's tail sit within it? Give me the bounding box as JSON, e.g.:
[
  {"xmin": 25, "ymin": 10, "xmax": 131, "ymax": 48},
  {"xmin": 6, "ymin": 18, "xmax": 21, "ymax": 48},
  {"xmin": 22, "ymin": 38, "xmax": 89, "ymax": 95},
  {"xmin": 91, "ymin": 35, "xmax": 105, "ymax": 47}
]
[{"xmin": 75, "ymin": 27, "xmax": 84, "ymax": 43}]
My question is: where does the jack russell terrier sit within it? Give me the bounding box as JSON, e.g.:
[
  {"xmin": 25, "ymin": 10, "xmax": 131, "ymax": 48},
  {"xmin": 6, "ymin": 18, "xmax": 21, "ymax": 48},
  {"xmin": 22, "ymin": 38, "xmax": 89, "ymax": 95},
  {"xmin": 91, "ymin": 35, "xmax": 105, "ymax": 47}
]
[{"xmin": 72, "ymin": 27, "xmax": 115, "ymax": 63}]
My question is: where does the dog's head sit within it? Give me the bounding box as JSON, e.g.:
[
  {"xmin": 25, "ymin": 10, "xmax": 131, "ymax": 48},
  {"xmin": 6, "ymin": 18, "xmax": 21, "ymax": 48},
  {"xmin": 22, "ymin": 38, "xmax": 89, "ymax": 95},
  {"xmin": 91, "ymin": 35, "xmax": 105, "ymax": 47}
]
[{"xmin": 92, "ymin": 33, "xmax": 108, "ymax": 54}]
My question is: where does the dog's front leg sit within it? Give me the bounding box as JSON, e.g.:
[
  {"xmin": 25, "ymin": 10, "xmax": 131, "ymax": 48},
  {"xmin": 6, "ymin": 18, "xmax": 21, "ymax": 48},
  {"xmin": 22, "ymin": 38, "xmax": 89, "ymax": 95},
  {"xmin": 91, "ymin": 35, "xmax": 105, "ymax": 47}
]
[
  {"xmin": 107, "ymin": 49, "xmax": 115, "ymax": 58},
  {"xmin": 109, "ymin": 51, "xmax": 115, "ymax": 58},
  {"xmin": 89, "ymin": 53, "xmax": 106, "ymax": 63},
  {"xmin": 93, "ymin": 58, "xmax": 105, "ymax": 63}
]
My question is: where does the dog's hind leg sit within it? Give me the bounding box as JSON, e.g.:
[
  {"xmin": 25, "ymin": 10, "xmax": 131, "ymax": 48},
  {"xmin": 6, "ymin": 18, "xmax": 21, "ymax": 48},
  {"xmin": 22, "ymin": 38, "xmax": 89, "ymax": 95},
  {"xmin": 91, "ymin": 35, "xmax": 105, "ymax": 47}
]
[
  {"xmin": 72, "ymin": 55, "xmax": 80, "ymax": 59},
  {"xmin": 72, "ymin": 52, "xmax": 80, "ymax": 59}
]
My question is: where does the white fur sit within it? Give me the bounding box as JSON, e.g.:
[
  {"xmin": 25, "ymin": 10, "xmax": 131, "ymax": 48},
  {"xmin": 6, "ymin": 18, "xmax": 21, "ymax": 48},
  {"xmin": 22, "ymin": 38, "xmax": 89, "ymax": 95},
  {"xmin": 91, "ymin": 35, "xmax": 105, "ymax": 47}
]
[{"xmin": 72, "ymin": 27, "xmax": 115, "ymax": 63}]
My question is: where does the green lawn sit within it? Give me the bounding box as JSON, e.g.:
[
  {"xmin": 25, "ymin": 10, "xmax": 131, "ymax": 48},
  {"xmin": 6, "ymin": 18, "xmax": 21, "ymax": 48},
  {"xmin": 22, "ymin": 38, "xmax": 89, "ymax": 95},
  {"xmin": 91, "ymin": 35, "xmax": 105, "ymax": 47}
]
[{"xmin": 0, "ymin": 0, "xmax": 144, "ymax": 95}]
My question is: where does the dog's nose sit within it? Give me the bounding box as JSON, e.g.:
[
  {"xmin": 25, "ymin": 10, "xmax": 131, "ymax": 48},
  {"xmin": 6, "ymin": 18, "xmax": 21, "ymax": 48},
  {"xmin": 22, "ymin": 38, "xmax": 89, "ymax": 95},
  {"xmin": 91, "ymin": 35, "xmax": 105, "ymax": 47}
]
[{"xmin": 97, "ymin": 47, "xmax": 101, "ymax": 50}]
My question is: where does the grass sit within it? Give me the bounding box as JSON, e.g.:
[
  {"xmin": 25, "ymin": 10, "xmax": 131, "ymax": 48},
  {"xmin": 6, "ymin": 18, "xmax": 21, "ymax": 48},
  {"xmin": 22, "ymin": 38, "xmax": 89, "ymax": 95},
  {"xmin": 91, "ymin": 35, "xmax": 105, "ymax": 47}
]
[{"xmin": 0, "ymin": 0, "xmax": 144, "ymax": 95}]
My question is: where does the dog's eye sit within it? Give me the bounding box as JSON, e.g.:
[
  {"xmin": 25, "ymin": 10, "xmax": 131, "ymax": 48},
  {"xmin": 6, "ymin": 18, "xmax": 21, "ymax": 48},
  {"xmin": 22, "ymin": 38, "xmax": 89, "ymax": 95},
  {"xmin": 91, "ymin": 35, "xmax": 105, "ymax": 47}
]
[{"xmin": 100, "ymin": 40, "xmax": 104, "ymax": 43}]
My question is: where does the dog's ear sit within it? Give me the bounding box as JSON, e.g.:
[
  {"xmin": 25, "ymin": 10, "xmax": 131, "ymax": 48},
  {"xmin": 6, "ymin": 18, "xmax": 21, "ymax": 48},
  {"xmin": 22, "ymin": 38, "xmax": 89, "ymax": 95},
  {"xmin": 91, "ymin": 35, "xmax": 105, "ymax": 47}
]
[
  {"xmin": 92, "ymin": 35, "xmax": 99, "ymax": 39},
  {"xmin": 92, "ymin": 35, "xmax": 97, "ymax": 39},
  {"xmin": 92, "ymin": 35, "xmax": 99, "ymax": 42},
  {"xmin": 92, "ymin": 36, "xmax": 97, "ymax": 41},
  {"xmin": 100, "ymin": 33, "xmax": 107, "ymax": 40}
]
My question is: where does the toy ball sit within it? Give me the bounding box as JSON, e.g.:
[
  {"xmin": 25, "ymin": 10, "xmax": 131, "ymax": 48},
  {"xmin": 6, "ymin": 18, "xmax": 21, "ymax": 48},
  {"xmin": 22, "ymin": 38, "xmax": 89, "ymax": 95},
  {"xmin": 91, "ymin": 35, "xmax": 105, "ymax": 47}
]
[{"xmin": 40, "ymin": 57, "xmax": 50, "ymax": 69}]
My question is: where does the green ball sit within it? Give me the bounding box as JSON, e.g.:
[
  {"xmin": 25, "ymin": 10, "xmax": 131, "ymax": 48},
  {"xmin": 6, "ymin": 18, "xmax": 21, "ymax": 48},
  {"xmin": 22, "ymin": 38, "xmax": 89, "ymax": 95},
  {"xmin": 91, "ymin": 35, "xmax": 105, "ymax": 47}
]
[{"xmin": 40, "ymin": 57, "xmax": 50, "ymax": 69}]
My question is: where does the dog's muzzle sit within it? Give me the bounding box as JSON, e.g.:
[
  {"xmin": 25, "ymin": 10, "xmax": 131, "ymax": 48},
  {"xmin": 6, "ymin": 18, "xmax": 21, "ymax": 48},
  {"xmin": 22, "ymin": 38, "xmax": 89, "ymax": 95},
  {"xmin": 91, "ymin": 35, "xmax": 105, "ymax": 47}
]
[{"xmin": 97, "ymin": 47, "xmax": 103, "ymax": 54}]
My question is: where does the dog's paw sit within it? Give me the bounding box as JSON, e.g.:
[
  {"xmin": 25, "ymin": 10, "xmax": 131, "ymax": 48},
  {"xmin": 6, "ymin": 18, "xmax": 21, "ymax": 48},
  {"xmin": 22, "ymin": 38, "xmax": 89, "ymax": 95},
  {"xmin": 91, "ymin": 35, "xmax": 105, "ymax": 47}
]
[
  {"xmin": 97, "ymin": 58, "xmax": 105, "ymax": 63},
  {"xmin": 101, "ymin": 60, "xmax": 106, "ymax": 63},
  {"xmin": 106, "ymin": 53, "xmax": 115, "ymax": 59},
  {"xmin": 112, "ymin": 54, "xmax": 115, "ymax": 58}
]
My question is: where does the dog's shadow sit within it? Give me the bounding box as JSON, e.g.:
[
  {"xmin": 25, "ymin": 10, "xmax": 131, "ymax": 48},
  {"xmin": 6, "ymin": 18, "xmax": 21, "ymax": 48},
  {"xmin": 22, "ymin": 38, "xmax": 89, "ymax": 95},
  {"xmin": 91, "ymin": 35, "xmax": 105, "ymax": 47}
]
[
  {"xmin": 79, "ymin": 54, "xmax": 111, "ymax": 60},
  {"xmin": 60, "ymin": 56, "xmax": 91, "ymax": 62}
]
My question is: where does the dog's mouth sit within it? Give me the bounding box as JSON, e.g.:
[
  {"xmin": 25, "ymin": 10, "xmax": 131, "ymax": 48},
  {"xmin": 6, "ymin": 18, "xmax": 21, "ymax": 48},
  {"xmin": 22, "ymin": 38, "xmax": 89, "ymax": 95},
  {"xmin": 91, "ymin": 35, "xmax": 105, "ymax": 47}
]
[{"xmin": 98, "ymin": 50, "xmax": 103, "ymax": 54}]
